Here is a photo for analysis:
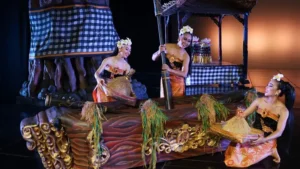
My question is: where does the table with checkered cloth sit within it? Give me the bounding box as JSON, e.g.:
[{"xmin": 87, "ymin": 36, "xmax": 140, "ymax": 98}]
[
  {"xmin": 185, "ymin": 65, "xmax": 243, "ymax": 86},
  {"xmin": 185, "ymin": 86, "xmax": 239, "ymax": 96},
  {"xmin": 29, "ymin": 1, "xmax": 119, "ymax": 59}
]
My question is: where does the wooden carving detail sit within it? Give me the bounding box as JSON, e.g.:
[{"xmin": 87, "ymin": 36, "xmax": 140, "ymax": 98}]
[
  {"xmin": 87, "ymin": 141, "xmax": 111, "ymax": 168},
  {"xmin": 21, "ymin": 122, "xmax": 72, "ymax": 169},
  {"xmin": 144, "ymin": 124, "xmax": 220, "ymax": 155}
]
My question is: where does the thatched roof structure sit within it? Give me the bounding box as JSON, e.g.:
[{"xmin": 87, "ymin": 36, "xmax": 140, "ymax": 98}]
[{"xmin": 161, "ymin": 0, "xmax": 257, "ymax": 16}]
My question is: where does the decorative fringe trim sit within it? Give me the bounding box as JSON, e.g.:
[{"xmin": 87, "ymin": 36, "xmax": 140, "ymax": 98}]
[
  {"xmin": 140, "ymin": 99, "xmax": 168, "ymax": 169},
  {"xmin": 81, "ymin": 101, "xmax": 107, "ymax": 169},
  {"xmin": 195, "ymin": 94, "xmax": 229, "ymax": 132},
  {"xmin": 244, "ymin": 89, "xmax": 258, "ymax": 125}
]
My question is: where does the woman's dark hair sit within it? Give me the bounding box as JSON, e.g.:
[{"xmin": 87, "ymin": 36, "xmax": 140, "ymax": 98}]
[
  {"xmin": 110, "ymin": 46, "xmax": 128, "ymax": 62},
  {"xmin": 182, "ymin": 33, "xmax": 193, "ymax": 76},
  {"xmin": 277, "ymin": 81, "xmax": 295, "ymax": 110},
  {"xmin": 111, "ymin": 46, "xmax": 119, "ymax": 56},
  {"xmin": 277, "ymin": 80, "xmax": 296, "ymax": 156}
]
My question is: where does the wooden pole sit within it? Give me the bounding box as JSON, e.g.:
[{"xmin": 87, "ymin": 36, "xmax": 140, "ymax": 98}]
[
  {"xmin": 218, "ymin": 15, "xmax": 223, "ymax": 62},
  {"xmin": 153, "ymin": 0, "xmax": 173, "ymax": 110},
  {"xmin": 243, "ymin": 13, "xmax": 249, "ymax": 81}
]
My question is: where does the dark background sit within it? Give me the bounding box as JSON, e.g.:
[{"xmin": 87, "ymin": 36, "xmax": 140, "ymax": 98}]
[
  {"xmin": 1, "ymin": 0, "xmax": 299, "ymax": 104},
  {"xmin": 0, "ymin": 0, "xmax": 174, "ymax": 104}
]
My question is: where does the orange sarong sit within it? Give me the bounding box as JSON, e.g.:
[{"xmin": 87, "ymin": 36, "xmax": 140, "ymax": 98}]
[
  {"xmin": 92, "ymin": 83, "xmax": 136, "ymax": 106},
  {"xmin": 92, "ymin": 86, "xmax": 115, "ymax": 103},
  {"xmin": 160, "ymin": 74, "xmax": 185, "ymax": 98},
  {"xmin": 224, "ymin": 139, "xmax": 277, "ymax": 168}
]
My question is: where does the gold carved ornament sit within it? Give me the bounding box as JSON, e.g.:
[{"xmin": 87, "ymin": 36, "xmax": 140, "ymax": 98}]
[
  {"xmin": 86, "ymin": 139, "xmax": 110, "ymax": 169},
  {"xmin": 143, "ymin": 124, "xmax": 221, "ymax": 155},
  {"xmin": 143, "ymin": 94, "xmax": 227, "ymax": 157},
  {"xmin": 21, "ymin": 122, "xmax": 72, "ymax": 169}
]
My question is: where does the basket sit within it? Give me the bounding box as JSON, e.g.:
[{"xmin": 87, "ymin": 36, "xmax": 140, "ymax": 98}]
[
  {"xmin": 101, "ymin": 76, "xmax": 137, "ymax": 106},
  {"xmin": 209, "ymin": 123, "xmax": 263, "ymax": 144}
]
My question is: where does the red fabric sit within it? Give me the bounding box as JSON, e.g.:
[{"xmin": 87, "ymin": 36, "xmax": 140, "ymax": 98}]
[{"xmin": 92, "ymin": 86, "xmax": 114, "ymax": 103}]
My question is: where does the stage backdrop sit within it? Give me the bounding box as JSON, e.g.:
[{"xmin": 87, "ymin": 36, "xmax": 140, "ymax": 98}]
[{"xmin": 184, "ymin": 0, "xmax": 300, "ymax": 69}]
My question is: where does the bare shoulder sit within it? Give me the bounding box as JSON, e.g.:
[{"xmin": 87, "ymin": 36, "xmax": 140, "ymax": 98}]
[
  {"xmin": 183, "ymin": 51, "xmax": 190, "ymax": 59},
  {"xmin": 105, "ymin": 56, "xmax": 116, "ymax": 64},
  {"xmin": 254, "ymin": 97, "xmax": 263, "ymax": 104},
  {"xmin": 124, "ymin": 60, "xmax": 131, "ymax": 68},
  {"xmin": 278, "ymin": 102, "xmax": 289, "ymax": 116},
  {"xmin": 102, "ymin": 57, "xmax": 111, "ymax": 63}
]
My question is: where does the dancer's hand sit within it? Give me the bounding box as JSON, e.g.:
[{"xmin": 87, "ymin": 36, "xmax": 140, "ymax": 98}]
[
  {"xmin": 127, "ymin": 68, "xmax": 135, "ymax": 76},
  {"xmin": 220, "ymin": 121, "xmax": 226, "ymax": 127},
  {"xmin": 162, "ymin": 64, "xmax": 170, "ymax": 71},
  {"xmin": 251, "ymin": 135, "xmax": 265, "ymax": 145},
  {"xmin": 236, "ymin": 109, "xmax": 244, "ymax": 117},
  {"xmin": 159, "ymin": 45, "xmax": 167, "ymax": 54},
  {"xmin": 96, "ymin": 78, "xmax": 105, "ymax": 85},
  {"xmin": 236, "ymin": 106, "xmax": 245, "ymax": 117}
]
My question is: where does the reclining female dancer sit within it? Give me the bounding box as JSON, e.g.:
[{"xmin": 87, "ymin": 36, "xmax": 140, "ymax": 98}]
[
  {"xmin": 224, "ymin": 73, "xmax": 295, "ymax": 167},
  {"xmin": 152, "ymin": 25, "xmax": 193, "ymax": 97},
  {"xmin": 93, "ymin": 38, "xmax": 135, "ymax": 102}
]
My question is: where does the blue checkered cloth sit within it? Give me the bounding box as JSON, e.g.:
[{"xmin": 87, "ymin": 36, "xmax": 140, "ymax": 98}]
[
  {"xmin": 29, "ymin": 6, "xmax": 119, "ymax": 59},
  {"xmin": 185, "ymin": 65, "xmax": 243, "ymax": 86},
  {"xmin": 185, "ymin": 86, "xmax": 239, "ymax": 96}
]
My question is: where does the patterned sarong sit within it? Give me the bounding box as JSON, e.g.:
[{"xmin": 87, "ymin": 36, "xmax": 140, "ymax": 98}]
[
  {"xmin": 224, "ymin": 140, "xmax": 277, "ymax": 168},
  {"xmin": 160, "ymin": 74, "xmax": 185, "ymax": 97}
]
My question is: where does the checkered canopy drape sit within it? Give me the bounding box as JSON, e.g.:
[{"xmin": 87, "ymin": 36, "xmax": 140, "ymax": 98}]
[{"xmin": 28, "ymin": 0, "xmax": 119, "ymax": 59}]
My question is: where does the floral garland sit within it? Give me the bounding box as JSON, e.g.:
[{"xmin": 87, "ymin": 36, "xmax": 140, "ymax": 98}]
[
  {"xmin": 244, "ymin": 89, "xmax": 258, "ymax": 126},
  {"xmin": 140, "ymin": 99, "xmax": 168, "ymax": 169},
  {"xmin": 195, "ymin": 94, "xmax": 229, "ymax": 132},
  {"xmin": 81, "ymin": 101, "xmax": 107, "ymax": 169},
  {"xmin": 200, "ymin": 38, "xmax": 211, "ymax": 47}
]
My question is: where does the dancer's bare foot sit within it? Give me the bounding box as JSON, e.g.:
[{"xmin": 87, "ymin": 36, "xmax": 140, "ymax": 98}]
[{"xmin": 272, "ymin": 148, "xmax": 281, "ymax": 163}]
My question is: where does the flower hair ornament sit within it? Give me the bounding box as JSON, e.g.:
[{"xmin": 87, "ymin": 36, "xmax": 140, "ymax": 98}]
[
  {"xmin": 179, "ymin": 25, "xmax": 193, "ymax": 35},
  {"xmin": 272, "ymin": 73, "xmax": 284, "ymax": 81},
  {"xmin": 117, "ymin": 38, "xmax": 132, "ymax": 48}
]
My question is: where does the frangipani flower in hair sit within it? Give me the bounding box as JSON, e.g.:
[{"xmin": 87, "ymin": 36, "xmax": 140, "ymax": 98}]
[
  {"xmin": 179, "ymin": 25, "xmax": 193, "ymax": 35},
  {"xmin": 117, "ymin": 38, "xmax": 132, "ymax": 48},
  {"xmin": 272, "ymin": 73, "xmax": 284, "ymax": 81}
]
